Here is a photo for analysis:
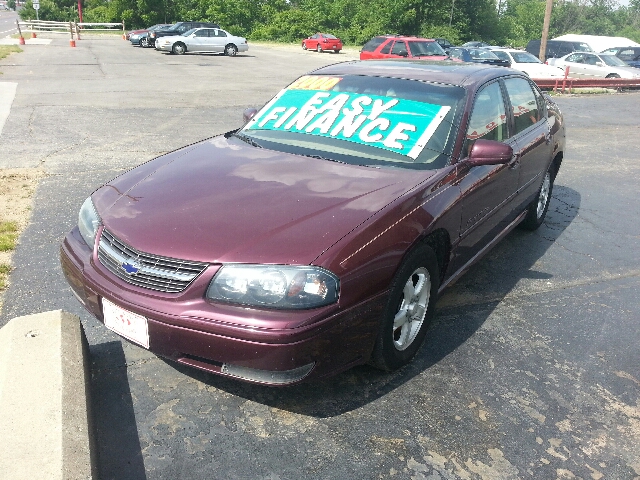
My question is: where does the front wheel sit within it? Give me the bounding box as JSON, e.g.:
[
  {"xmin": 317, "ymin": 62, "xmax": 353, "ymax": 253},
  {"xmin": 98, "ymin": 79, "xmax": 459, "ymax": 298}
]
[
  {"xmin": 606, "ymin": 73, "xmax": 621, "ymax": 78},
  {"xmin": 225, "ymin": 44, "xmax": 238, "ymax": 56},
  {"xmin": 370, "ymin": 245, "xmax": 439, "ymax": 372},
  {"xmin": 172, "ymin": 42, "xmax": 186, "ymax": 55},
  {"xmin": 316, "ymin": 44, "xmax": 323, "ymax": 53},
  {"xmin": 302, "ymin": 42, "xmax": 307, "ymax": 50},
  {"xmin": 520, "ymin": 165, "xmax": 554, "ymax": 230}
]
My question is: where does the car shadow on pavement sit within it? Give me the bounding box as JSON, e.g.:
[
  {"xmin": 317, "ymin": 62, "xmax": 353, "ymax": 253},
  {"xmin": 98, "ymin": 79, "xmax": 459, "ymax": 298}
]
[
  {"xmin": 91, "ymin": 341, "xmax": 147, "ymax": 480},
  {"xmin": 164, "ymin": 185, "xmax": 580, "ymax": 418}
]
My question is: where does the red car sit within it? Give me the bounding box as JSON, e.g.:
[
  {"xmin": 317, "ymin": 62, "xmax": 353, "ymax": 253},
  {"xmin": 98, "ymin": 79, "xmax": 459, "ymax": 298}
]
[
  {"xmin": 61, "ymin": 62, "xmax": 565, "ymax": 386},
  {"xmin": 360, "ymin": 35, "xmax": 448, "ymax": 60},
  {"xmin": 302, "ymin": 33, "xmax": 342, "ymax": 53}
]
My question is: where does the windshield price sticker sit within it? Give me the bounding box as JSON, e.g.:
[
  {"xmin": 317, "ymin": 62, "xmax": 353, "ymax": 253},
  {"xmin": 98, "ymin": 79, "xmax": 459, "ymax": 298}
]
[{"xmin": 246, "ymin": 88, "xmax": 450, "ymax": 159}]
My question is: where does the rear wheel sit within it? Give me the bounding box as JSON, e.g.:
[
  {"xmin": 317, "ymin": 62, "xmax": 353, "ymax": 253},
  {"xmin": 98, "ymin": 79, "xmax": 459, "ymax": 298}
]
[
  {"xmin": 316, "ymin": 44, "xmax": 323, "ymax": 53},
  {"xmin": 172, "ymin": 42, "xmax": 186, "ymax": 55},
  {"xmin": 333, "ymin": 49, "xmax": 341, "ymax": 53},
  {"xmin": 225, "ymin": 44, "xmax": 238, "ymax": 56},
  {"xmin": 520, "ymin": 165, "xmax": 554, "ymax": 230},
  {"xmin": 140, "ymin": 37, "xmax": 148, "ymax": 48},
  {"xmin": 370, "ymin": 245, "xmax": 439, "ymax": 372}
]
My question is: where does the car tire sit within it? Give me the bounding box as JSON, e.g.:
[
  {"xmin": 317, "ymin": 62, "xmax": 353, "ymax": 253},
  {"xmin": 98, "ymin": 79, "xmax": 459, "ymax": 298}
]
[
  {"xmin": 370, "ymin": 244, "xmax": 440, "ymax": 372},
  {"xmin": 172, "ymin": 42, "xmax": 186, "ymax": 55},
  {"xmin": 225, "ymin": 44, "xmax": 238, "ymax": 56},
  {"xmin": 333, "ymin": 49, "xmax": 341, "ymax": 54},
  {"xmin": 302, "ymin": 42, "xmax": 307, "ymax": 50},
  {"xmin": 520, "ymin": 164, "xmax": 554, "ymax": 231},
  {"xmin": 606, "ymin": 73, "xmax": 621, "ymax": 78},
  {"xmin": 140, "ymin": 37, "xmax": 148, "ymax": 48},
  {"xmin": 316, "ymin": 44, "xmax": 323, "ymax": 53}
]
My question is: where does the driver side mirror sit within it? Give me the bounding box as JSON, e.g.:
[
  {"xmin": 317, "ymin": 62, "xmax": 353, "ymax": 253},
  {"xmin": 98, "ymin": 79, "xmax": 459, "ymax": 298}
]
[
  {"xmin": 467, "ymin": 139, "xmax": 513, "ymax": 166},
  {"xmin": 596, "ymin": 61, "xmax": 604, "ymax": 67},
  {"xmin": 243, "ymin": 107, "xmax": 258, "ymax": 123}
]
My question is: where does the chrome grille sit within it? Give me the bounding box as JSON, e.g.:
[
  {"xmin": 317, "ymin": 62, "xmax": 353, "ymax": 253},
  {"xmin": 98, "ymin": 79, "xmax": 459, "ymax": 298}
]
[{"xmin": 98, "ymin": 229, "xmax": 208, "ymax": 293}]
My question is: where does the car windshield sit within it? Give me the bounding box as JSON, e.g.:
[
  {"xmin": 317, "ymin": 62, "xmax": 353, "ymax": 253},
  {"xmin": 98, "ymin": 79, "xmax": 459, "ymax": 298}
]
[
  {"xmin": 408, "ymin": 41, "xmax": 446, "ymax": 57},
  {"xmin": 511, "ymin": 52, "xmax": 541, "ymax": 64},
  {"xmin": 238, "ymin": 74, "xmax": 466, "ymax": 170},
  {"xmin": 470, "ymin": 49, "xmax": 499, "ymax": 60},
  {"xmin": 600, "ymin": 54, "xmax": 627, "ymax": 67},
  {"xmin": 181, "ymin": 28, "xmax": 197, "ymax": 37}
]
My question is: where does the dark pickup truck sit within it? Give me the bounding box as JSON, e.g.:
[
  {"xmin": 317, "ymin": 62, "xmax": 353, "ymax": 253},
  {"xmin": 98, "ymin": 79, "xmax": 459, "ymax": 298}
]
[{"xmin": 148, "ymin": 22, "xmax": 220, "ymax": 46}]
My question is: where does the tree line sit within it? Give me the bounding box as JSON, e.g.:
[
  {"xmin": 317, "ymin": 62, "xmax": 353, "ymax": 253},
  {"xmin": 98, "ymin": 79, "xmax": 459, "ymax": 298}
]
[{"xmin": 18, "ymin": 0, "xmax": 640, "ymax": 47}]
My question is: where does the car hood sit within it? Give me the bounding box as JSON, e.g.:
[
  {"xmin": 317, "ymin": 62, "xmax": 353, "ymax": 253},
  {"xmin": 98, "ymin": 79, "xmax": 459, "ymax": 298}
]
[{"xmin": 93, "ymin": 135, "xmax": 436, "ymax": 266}]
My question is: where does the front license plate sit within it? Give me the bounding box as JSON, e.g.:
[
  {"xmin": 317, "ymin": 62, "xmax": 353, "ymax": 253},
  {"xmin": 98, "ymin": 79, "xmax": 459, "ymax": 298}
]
[{"xmin": 102, "ymin": 298, "xmax": 150, "ymax": 349}]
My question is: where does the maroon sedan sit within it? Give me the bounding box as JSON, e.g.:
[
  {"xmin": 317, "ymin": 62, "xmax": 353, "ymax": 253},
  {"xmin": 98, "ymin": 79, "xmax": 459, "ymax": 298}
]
[
  {"xmin": 61, "ymin": 61, "xmax": 565, "ymax": 385},
  {"xmin": 302, "ymin": 33, "xmax": 342, "ymax": 53}
]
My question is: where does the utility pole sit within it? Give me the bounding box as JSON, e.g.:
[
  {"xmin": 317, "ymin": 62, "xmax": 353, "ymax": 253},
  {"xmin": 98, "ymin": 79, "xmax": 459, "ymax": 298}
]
[
  {"xmin": 449, "ymin": 0, "xmax": 455, "ymax": 27},
  {"xmin": 539, "ymin": 0, "xmax": 553, "ymax": 62}
]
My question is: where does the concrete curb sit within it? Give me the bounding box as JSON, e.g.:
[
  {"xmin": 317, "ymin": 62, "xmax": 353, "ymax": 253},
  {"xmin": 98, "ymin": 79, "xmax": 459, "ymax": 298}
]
[{"xmin": 0, "ymin": 310, "xmax": 95, "ymax": 479}]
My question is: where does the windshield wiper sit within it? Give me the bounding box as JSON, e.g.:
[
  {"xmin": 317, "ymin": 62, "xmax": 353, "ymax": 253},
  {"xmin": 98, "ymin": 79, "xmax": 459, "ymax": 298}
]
[
  {"xmin": 233, "ymin": 132, "xmax": 262, "ymax": 148},
  {"xmin": 304, "ymin": 154, "xmax": 348, "ymax": 164}
]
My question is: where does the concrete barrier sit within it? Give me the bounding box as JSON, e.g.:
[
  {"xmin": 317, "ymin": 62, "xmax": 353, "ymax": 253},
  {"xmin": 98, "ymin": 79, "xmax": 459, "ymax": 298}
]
[{"xmin": 0, "ymin": 310, "xmax": 95, "ymax": 480}]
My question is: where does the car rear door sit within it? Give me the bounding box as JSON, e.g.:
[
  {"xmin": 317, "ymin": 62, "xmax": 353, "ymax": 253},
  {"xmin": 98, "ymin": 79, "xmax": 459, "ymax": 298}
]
[
  {"xmin": 209, "ymin": 29, "xmax": 228, "ymax": 53},
  {"xmin": 502, "ymin": 77, "xmax": 553, "ymax": 206}
]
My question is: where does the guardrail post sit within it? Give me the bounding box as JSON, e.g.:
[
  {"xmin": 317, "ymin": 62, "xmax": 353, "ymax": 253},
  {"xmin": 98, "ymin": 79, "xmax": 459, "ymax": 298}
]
[
  {"xmin": 69, "ymin": 21, "xmax": 75, "ymax": 47},
  {"xmin": 16, "ymin": 20, "xmax": 25, "ymax": 45},
  {"xmin": 75, "ymin": 21, "xmax": 81, "ymax": 40},
  {"xmin": 122, "ymin": 21, "xmax": 125, "ymax": 40}
]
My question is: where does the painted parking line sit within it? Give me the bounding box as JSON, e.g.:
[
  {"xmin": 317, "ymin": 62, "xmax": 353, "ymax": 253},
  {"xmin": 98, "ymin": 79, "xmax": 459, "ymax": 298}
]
[{"xmin": 0, "ymin": 82, "xmax": 17, "ymax": 136}]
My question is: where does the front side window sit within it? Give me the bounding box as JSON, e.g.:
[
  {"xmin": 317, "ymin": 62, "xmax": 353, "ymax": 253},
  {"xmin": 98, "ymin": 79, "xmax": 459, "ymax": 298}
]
[
  {"xmin": 449, "ymin": 48, "xmax": 463, "ymax": 60},
  {"xmin": 193, "ymin": 29, "xmax": 208, "ymax": 37},
  {"xmin": 465, "ymin": 81, "xmax": 507, "ymax": 155},
  {"xmin": 504, "ymin": 78, "xmax": 539, "ymax": 135},
  {"xmin": 239, "ymin": 75, "xmax": 466, "ymax": 170},
  {"xmin": 566, "ymin": 53, "xmax": 584, "ymax": 63},
  {"xmin": 618, "ymin": 49, "xmax": 636, "ymax": 60},
  {"xmin": 492, "ymin": 51, "xmax": 511, "ymax": 63}
]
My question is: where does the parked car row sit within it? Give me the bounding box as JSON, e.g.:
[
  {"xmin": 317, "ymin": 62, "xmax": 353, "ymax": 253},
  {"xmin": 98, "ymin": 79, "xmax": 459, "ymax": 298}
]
[{"xmin": 127, "ymin": 22, "xmax": 248, "ymax": 56}]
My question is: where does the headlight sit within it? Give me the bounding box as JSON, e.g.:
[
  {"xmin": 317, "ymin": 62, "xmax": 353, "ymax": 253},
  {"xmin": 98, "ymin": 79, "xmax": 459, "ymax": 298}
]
[
  {"xmin": 207, "ymin": 265, "xmax": 339, "ymax": 309},
  {"xmin": 78, "ymin": 197, "xmax": 101, "ymax": 248}
]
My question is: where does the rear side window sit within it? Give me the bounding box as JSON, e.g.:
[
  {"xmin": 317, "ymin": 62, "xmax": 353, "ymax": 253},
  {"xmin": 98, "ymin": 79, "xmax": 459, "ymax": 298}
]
[
  {"xmin": 391, "ymin": 41, "xmax": 408, "ymax": 55},
  {"xmin": 504, "ymin": 78, "xmax": 540, "ymax": 135},
  {"xmin": 362, "ymin": 37, "xmax": 386, "ymax": 52},
  {"xmin": 380, "ymin": 40, "xmax": 392, "ymax": 54}
]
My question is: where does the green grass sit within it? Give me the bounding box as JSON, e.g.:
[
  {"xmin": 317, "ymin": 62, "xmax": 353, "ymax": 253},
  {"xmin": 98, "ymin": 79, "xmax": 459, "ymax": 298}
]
[
  {"xmin": 0, "ymin": 264, "xmax": 10, "ymax": 291},
  {"xmin": 0, "ymin": 45, "xmax": 22, "ymax": 60},
  {"xmin": 0, "ymin": 222, "xmax": 19, "ymax": 252}
]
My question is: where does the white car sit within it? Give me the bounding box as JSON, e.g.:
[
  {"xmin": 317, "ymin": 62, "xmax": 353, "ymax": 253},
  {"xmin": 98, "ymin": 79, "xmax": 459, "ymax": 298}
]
[
  {"xmin": 547, "ymin": 52, "xmax": 640, "ymax": 79},
  {"xmin": 488, "ymin": 49, "xmax": 566, "ymax": 78},
  {"xmin": 155, "ymin": 27, "xmax": 248, "ymax": 56}
]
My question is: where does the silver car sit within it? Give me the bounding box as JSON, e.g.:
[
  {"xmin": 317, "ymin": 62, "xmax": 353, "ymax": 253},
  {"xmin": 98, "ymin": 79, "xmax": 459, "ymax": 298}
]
[
  {"xmin": 155, "ymin": 28, "xmax": 248, "ymax": 56},
  {"xmin": 547, "ymin": 52, "xmax": 640, "ymax": 79}
]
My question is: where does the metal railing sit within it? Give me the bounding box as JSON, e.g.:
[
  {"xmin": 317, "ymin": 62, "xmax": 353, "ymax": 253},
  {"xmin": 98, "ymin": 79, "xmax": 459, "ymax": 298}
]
[{"xmin": 532, "ymin": 67, "xmax": 640, "ymax": 92}]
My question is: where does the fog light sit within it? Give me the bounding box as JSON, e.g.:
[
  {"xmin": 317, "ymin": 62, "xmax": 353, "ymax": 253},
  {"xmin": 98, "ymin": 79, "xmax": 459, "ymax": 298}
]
[{"xmin": 221, "ymin": 362, "xmax": 315, "ymax": 385}]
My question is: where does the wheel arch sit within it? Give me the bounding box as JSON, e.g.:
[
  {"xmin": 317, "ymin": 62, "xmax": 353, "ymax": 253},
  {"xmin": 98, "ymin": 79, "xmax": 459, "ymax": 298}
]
[{"xmin": 421, "ymin": 228, "xmax": 451, "ymax": 285}]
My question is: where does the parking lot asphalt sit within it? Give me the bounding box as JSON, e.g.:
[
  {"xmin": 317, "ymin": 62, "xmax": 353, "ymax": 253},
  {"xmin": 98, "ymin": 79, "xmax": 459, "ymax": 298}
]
[{"xmin": 1, "ymin": 36, "xmax": 639, "ymax": 480}]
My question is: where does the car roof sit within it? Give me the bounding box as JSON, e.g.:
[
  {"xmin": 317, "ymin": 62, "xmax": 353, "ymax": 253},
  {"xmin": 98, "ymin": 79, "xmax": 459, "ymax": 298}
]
[
  {"xmin": 377, "ymin": 35, "xmax": 436, "ymax": 41},
  {"xmin": 311, "ymin": 60, "xmax": 522, "ymax": 88}
]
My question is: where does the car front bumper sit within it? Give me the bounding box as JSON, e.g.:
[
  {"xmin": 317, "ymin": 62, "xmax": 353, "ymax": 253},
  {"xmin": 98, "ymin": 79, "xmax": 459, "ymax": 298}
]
[{"xmin": 60, "ymin": 227, "xmax": 385, "ymax": 385}]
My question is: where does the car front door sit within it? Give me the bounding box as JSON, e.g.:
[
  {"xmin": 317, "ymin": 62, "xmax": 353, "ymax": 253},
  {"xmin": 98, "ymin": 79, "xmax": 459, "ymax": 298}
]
[
  {"xmin": 188, "ymin": 29, "xmax": 209, "ymax": 52},
  {"xmin": 390, "ymin": 40, "xmax": 409, "ymax": 58},
  {"xmin": 503, "ymin": 77, "xmax": 553, "ymax": 207},
  {"xmin": 582, "ymin": 53, "xmax": 604, "ymax": 78},
  {"xmin": 453, "ymin": 80, "xmax": 521, "ymax": 272}
]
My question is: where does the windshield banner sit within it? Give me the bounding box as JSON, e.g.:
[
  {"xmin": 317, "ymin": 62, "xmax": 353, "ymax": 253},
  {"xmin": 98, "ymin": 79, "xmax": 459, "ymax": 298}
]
[{"xmin": 245, "ymin": 81, "xmax": 450, "ymax": 159}]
